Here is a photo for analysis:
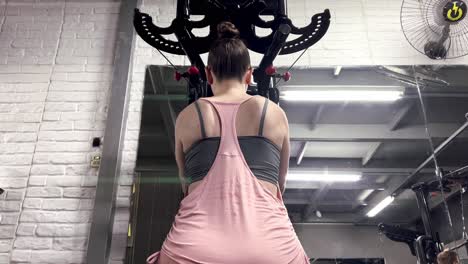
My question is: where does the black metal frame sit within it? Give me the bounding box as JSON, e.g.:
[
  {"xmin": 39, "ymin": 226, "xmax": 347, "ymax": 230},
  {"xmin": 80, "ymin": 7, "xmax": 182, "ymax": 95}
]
[
  {"xmin": 378, "ymin": 183, "xmax": 443, "ymax": 264},
  {"xmin": 379, "ymin": 117, "xmax": 468, "ymax": 264},
  {"xmin": 411, "ymin": 183, "xmax": 443, "ymax": 264},
  {"xmin": 133, "ymin": 0, "xmax": 330, "ymax": 104}
]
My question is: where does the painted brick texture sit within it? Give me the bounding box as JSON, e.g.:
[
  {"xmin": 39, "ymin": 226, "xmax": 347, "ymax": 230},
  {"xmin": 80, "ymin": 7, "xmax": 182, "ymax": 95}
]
[{"xmin": 0, "ymin": 0, "xmax": 119, "ymax": 263}]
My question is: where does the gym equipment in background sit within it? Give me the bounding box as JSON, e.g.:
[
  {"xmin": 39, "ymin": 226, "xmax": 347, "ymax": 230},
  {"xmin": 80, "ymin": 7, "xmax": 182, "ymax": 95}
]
[
  {"xmin": 379, "ymin": 148, "xmax": 468, "ymax": 264},
  {"xmin": 377, "ymin": 64, "xmax": 468, "ymax": 264},
  {"xmin": 133, "ymin": 0, "xmax": 330, "ymax": 104},
  {"xmin": 401, "ymin": 0, "xmax": 468, "ymax": 59},
  {"xmin": 378, "ymin": 223, "xmax": 424, "ymax": 256}
]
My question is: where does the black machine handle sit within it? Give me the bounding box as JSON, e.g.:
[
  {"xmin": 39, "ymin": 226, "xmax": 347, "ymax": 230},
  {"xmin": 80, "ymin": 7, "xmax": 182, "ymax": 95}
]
[
  {"xmin": 378, "ymin": 223, "xmax": 423, "ymax": 256},
  {"xmin": 254, "ymin": 23, "xmax": 290, "ymax": 99}
]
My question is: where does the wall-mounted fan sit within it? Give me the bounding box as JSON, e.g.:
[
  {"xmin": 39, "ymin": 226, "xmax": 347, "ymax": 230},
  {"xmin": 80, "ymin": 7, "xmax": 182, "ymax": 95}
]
[{"xmin": 401, "ymin": 0, "xmax": 468, "ymax": 59}]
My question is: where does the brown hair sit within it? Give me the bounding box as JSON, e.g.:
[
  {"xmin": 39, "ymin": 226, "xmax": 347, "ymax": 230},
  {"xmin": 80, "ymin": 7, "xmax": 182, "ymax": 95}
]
[
  {"xmin": 437, "ymin": 250, "xmax": 459, "ymax": 264},
  {"xmin": 207, "ymin": 21, "xmax": 251, "ymax": 82}
]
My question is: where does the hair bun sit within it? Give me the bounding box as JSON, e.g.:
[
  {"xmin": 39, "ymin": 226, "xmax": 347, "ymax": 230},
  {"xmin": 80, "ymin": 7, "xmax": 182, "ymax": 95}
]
[{"xmin": 217, "ymin": 21, "xmax": 240, "ymax": 39}]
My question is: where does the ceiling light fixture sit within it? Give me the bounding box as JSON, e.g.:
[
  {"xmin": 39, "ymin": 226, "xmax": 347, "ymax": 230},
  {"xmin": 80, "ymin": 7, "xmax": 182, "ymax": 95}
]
[
  {"xmin": 366, "ymin": 196, "xmax": 395, "ymax": 218},
  {"xmin": 287, "ymin": 171, "xmax": 362, "ymax": 182},
  {"xmin": 281, "ymin": 86, "xmax": 404, "ymax": 102}
]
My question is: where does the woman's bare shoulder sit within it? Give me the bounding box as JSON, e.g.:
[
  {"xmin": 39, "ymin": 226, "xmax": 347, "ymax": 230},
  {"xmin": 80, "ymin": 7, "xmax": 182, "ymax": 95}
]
[
  {"xmin": 247, "ymin": 96, "xmax": 288, "ymax": 138},
  {"xmin": 266, "ymin": 98, "xmax": 288, "ymax": 124},
  {"xmin": 175, "ymin": 102, "xmax": 197, "ymax": 129},
  {"xmin": 251, "ymin": 95, "xmax": 281, "ymax": 109}
]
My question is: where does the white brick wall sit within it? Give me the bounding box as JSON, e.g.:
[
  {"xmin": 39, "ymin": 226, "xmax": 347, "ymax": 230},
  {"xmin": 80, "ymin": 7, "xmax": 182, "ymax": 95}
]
[
  {"xmin": 0, "ymin": 0, "xmax": 119, "ymax": 263},
  {"xmin": 1, "ymin": 0, "xmax": 468, "ymax": 263}
]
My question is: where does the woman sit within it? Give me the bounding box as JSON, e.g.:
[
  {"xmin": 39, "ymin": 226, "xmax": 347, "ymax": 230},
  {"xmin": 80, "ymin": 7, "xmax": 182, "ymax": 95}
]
[{"xmin": 147, "ymin": 21, "xmax": 310, "ymax": 264}]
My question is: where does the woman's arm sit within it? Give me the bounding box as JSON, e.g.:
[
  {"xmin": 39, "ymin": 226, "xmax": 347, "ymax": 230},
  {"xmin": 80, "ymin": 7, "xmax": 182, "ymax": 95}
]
[
  {"xmin": 278, "ymin": 110, "xmax": 290, "ymax": 195},
  {"xmin": 175, "ymin": 111, "xmax": 188, "ymax": 196}
]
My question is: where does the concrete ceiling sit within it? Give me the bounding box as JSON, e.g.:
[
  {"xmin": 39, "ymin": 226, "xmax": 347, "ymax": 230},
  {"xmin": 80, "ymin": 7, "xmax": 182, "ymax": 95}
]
[{"xmin": 137, "ymin": 65, "xmax": 468, "ymax": 226}]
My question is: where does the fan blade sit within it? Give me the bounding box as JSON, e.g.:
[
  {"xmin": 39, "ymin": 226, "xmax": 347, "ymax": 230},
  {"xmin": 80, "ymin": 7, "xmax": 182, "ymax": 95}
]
[{"xmin": 376, "ymin": 66, "xmax": 450, "ymax": 87}]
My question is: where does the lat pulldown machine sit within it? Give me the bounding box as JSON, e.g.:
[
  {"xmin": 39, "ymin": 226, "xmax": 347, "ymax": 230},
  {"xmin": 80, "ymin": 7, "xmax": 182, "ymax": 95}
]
[
  {"xmin": 133, "ymin": 0, "xmax": 330, "ymax": 104},
  {"xmin": 380, "ymin": 177, "xmax": 468, "ymax": 264},
  {"xmin": 379, "ymin": 118, "xmax": 468, "ymax": 264}
]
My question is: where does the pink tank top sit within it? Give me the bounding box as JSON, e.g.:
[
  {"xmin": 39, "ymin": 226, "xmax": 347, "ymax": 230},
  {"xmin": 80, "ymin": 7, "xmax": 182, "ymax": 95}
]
[{"xmin": 147, "ymin": 97, "xmax": 310, "ymax": 264}]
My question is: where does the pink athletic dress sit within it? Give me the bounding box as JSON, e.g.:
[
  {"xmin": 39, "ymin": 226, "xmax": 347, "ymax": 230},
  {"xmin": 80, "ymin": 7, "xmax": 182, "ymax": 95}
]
[{"xmin": 147, "ymin": 97, "xmax": 310, "ymax": 264}]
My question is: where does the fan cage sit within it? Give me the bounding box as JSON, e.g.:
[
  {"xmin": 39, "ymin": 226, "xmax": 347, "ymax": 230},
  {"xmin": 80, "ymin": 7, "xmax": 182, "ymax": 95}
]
[{"xmin": 401, "ymin": 0, "xmax": 468, "ymax": 59}]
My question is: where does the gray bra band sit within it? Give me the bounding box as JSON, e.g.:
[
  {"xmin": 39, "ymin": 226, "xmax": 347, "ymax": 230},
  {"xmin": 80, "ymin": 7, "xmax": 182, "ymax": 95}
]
[{"xmin": 184, "ymin": 137, "xmax": 281, "ymax": 185}]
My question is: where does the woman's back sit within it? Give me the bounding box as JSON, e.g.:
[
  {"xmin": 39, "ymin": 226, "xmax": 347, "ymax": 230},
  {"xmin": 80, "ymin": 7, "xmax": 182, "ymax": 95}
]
[
  {"xmin": 176, "ymin": 94, "xmax": 290, "ymax": 196},
  {"xmin": 149, "ymin": 95, "xmax": 308, "ymax": 264}
]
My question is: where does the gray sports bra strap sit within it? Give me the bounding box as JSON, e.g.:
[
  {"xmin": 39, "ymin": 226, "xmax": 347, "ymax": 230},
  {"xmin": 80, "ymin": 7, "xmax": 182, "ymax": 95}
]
[
  {"xmin": 258, "ymin": 97, "xmax": 269, "ymax": 136},
  {"xmin": 194, "ymin": 100, "xmax": 207, "ymax": 138}
]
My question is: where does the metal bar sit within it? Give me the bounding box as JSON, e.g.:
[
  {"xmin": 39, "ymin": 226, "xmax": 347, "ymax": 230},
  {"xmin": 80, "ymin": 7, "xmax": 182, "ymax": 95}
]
[
  {"xmin": 277, "ymin": 0, "xmax": 287, "ymax": 15},
  {"xmin": 449, "ymin": 240, "xmax": 468, "ymax": 251},
  {"xmin": 173, "ymin": 27, "xmax": 206, "ymax": 80},
  {"xmin": 254, "ymin": 23, "xmax": 290, "ymax": 97},
  {"xmin": 258, "ymin": 24, "xmax": 290, "ymax": 70},
  {"xmin": 393, "ymin": 121, "xmax": 468, "ymax": 196},
  {"xmin": 176, "ymin": 0, "xmax": 189, "ymax": 19},
  {"xmin": 412, "ymin": 183, "xmax": 435, "ymax": 238},
  {"xmin": 172, "ymin": 23, "xmax": 209, "ymax": 102},
  {"xmin": 409, "ymin": 93, "xmax": 468, "ymax": 98},
  {"xmin": 86, "ymin": 0, "xmax": 137, "ymax": 262},
  {"xmin": 445, "ymin": 164, "xmax": 468, "ymax": 178}
]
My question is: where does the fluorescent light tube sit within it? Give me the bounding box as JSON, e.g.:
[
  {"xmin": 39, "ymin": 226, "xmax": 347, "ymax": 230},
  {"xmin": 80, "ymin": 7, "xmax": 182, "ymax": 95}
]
[
  {"xmin": 281, "ymin": 86, "xmax": 404, "ymax": 102},
  {"xmin": 287, "ymin": 171, "xmax": 362, "ymax": 182},
  {"xmin": 366, "ymin": 196, "xmax": 394, "ymax": 218}
]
